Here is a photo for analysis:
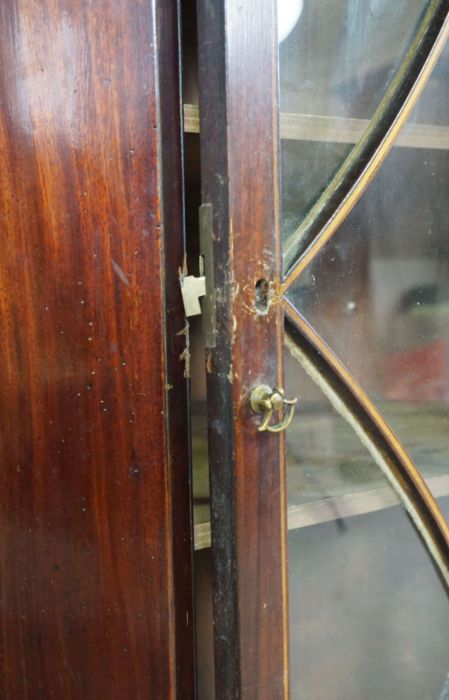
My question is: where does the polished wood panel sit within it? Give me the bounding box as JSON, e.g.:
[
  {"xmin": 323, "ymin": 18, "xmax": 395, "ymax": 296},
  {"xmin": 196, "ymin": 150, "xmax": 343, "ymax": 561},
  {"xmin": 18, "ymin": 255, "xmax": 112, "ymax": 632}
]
[
  {"xmin": 197, "ymin": 0, "xmax": 288, "ymax": 697},
  {"xmin": 0, "ymin": 1, "xmax": 192, "ymax": 697}
]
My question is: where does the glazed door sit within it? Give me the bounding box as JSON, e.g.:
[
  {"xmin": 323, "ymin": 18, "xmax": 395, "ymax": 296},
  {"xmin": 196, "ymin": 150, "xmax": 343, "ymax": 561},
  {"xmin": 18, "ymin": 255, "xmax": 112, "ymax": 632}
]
[
  {"xmin": 195, "ymin": 1, "xmax": 449, "ymax": 698},
  {"xmin": 0, "ymin": 2, "xmax": 193, "ymax": 698}
]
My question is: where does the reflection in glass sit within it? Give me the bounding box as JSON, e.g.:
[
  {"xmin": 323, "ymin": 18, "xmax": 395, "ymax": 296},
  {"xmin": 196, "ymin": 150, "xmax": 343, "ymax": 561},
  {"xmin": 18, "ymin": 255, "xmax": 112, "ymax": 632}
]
[
  {"xmin": 277, "ymin": 0, "xmax": 304, "ymax": 44},
  {"xmin": 285, "ymin": 349, "xmax": 449, "ymax": 700},
  {"xmin": 279, "ymin": 0, "xmax": 431, "ymax": 253},
  {"xmin": 287, "ymin": 42, "xmax": 449, "ymax": 507}
]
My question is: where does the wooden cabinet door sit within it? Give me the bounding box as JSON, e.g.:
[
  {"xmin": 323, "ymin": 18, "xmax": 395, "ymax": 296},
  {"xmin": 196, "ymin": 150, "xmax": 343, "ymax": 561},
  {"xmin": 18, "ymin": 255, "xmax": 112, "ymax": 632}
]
[
  {"xmin": 0, "ymin": 2, "xmax": 193, "ymax": 698},
  {"xmin": 196, "ymin": 1, "xmax": 449, "ymax": 698}
]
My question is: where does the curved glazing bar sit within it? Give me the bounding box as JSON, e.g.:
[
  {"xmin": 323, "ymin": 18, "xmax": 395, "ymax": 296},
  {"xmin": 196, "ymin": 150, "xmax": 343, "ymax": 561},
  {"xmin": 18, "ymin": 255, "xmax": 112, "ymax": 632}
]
[
  {"xmin": 283, "ymin": 0, "xmax": 449, "ymax": 283},
  {"xmin": 283, "ymin": 299, "xmax": 449, "ymax": 588},
  {"xmin": 284, "ymin": 339, "xmax": 449, "ymax": 700},
  {"xmin": 286, "ymin": 35, "xmax": 449, "ymax": 515},
  {"xmin": 280, "ymin": 0, "xmax": 431, "ymax": 255}
]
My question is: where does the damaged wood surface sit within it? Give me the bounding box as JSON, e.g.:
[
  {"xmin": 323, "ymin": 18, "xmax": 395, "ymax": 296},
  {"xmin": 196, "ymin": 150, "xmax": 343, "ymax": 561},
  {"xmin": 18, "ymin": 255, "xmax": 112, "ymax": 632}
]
[{"xmin": 197, "ymin": 0, "xmax": 289, "ymax": 697}]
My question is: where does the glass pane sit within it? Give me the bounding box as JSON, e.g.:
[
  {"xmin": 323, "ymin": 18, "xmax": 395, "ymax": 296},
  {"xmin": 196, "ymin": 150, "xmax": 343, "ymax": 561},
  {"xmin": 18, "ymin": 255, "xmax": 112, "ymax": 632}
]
[
  {"xmin": 285, "ymin": 348, "xmax": 449, "ymax": 700},
  {"xmin": 279, "ymin": 0, "xmax": 431, "ymax": 258},
  {"xmin": 287, "ymin": 42, "xmax": 449, "ymax": 507}
]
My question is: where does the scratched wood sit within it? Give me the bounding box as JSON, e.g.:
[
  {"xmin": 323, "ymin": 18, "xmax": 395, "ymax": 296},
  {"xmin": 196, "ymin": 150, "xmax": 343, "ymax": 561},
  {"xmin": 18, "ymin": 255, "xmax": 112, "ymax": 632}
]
[
  {"xmin": 0, "ymin": 1, "xmax": 193, "ymax": 697},
  {"xmin": 197, "ymin": 1, "xmax": 289, "ymax": 697}
]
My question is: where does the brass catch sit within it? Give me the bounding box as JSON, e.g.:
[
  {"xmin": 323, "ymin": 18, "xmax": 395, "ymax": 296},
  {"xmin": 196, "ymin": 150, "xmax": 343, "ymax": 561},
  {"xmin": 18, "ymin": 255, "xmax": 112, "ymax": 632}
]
[{"xmin": 250, "ymin": 385, "xmax": 298, "ymax": 433}]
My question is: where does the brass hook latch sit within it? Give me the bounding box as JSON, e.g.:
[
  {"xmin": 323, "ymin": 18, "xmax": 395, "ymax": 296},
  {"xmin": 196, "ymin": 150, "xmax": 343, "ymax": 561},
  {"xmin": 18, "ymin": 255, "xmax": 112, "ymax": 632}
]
[{"xmin": 250, "ymin": 385, "xmax": 298, "ymax": 433}]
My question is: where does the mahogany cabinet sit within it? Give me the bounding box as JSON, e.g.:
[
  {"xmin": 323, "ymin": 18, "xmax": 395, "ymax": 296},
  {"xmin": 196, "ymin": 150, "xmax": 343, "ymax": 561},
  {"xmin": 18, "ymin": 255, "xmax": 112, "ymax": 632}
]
[
  {"xmin": 0, "ymin": 1, "xmax": 193, "ymax": 697},
  {"xmin": 2, "ymin": 0, "xmax": 449, "ymax": 699}
]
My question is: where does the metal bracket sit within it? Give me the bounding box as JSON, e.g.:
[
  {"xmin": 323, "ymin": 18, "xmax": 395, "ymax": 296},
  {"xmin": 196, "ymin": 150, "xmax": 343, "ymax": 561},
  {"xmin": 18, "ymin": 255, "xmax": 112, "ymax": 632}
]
[
  {"xmin": 179, "ymin": 204, "xmax": 216, "ymax": 347},
  {"xmin": 199, "ymin": 204, "xmax": 216, "ymax": 347}
]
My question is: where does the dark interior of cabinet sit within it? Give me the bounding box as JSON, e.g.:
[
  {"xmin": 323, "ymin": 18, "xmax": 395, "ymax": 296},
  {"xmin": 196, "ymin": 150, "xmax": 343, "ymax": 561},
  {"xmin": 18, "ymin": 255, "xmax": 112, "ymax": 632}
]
[{"xmin": 182, "ymin": 1, "xmax": 214, "ymax": 697}]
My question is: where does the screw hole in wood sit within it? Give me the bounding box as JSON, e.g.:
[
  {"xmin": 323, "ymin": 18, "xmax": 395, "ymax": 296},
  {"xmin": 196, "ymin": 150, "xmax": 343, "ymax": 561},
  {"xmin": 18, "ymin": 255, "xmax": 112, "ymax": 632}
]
[{"xmin": 255, "ymin": 278, "xmax": 270, "ymax": 314}]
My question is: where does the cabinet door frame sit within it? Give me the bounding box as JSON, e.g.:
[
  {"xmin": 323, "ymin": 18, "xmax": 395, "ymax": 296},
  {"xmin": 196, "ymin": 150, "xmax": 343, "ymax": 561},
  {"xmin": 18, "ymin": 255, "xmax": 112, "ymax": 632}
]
[
  {"xmin": 197, "ymin": 1, "xmax": 289, "ymax": 697},
  {"xmin": 158, "ymin": 1, "xmax": 196, "ymax": 696},
  {"xmin": 196, "ymin": 1, "xmax": 449, "ymax": 698}
]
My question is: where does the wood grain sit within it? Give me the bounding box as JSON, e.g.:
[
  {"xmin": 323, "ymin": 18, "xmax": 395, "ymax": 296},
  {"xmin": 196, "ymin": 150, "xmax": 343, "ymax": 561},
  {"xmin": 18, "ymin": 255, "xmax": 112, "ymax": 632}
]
[
  {"xmin": 157, "ymin": 1, "xmax": 195, "ymax": 696},
  {"xmin": 197, "ymin": 0, "xmax": 289, "ymax": 697},
  {"xmin": 0, "ymin": 1, "xmax": 192, "ymax": 697}
]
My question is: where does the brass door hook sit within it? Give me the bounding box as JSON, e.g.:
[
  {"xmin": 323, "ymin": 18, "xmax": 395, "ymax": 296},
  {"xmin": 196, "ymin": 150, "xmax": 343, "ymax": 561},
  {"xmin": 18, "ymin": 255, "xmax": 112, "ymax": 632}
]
[{"xmin": 250, "ymin": 385, "xmax": 298, "ymax": 433}]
